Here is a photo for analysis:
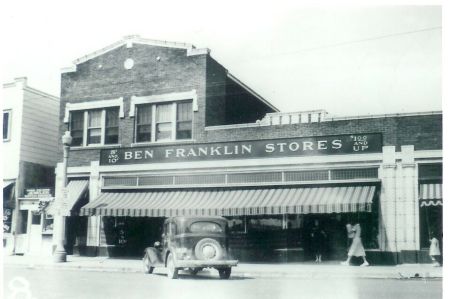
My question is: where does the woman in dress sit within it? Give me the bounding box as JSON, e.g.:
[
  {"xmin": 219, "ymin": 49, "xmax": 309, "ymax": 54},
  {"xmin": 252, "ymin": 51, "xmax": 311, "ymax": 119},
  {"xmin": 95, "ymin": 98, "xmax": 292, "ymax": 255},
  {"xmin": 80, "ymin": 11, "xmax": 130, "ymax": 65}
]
[
  {"xmin": 429, "ymin": 233, "xmax": 441, "ymax": 267},
  {"xmin": 341, "ymin": 223, "xmax": 369, "ymax": 266}
]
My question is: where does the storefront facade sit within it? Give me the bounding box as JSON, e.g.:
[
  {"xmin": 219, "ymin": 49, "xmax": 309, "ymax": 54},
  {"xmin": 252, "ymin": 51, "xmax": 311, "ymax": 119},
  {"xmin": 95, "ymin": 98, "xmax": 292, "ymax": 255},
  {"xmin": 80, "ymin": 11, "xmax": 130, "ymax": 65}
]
[
  {"xmin": 54, "ymin": 36, "xmax": 442, "ymax": 264},
  {"xmin": 3, "ymin": 78, "xmax": 59, "ymax": 256}
]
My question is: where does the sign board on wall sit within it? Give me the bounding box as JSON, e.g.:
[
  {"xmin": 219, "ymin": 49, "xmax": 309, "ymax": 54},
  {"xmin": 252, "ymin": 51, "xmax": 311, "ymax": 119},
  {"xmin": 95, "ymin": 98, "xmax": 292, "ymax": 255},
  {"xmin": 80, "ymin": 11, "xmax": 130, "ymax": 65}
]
[
  {"xmin": 24, "ymin": 188, "xmax": 53, "ymax": 198},
  {"xmin": 100, "ymin": 133, "xmax": 382, "ymax": 166}
]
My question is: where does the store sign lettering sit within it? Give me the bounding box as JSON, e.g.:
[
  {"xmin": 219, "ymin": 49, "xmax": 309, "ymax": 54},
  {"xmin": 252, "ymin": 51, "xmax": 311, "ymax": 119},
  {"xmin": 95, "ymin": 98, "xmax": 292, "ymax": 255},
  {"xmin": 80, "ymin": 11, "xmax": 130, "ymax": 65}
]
[{"xmin": 100, "ymin": 133, "xmax": 382, "ymax": 165}]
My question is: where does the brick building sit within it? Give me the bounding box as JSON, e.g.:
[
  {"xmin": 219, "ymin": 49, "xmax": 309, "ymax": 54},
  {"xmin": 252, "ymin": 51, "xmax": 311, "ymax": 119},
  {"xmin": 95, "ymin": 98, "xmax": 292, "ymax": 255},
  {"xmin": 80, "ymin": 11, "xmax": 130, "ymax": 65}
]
[{"xmin": 54, "ymin": 35, "xmax": 442, "ymax": 264}]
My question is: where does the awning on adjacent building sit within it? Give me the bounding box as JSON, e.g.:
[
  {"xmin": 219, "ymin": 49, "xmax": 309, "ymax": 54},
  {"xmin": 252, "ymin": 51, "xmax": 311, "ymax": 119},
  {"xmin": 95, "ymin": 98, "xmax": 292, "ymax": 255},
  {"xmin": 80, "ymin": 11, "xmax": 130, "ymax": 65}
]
[
  {"xmin": 419, "ymin": 184, "xmax": 443, "ymax": 207},
  {"xmin": 47, "ymin": 180, "xmax": 89, "ymax": 215},
  {"xmin": 3, "ymin": 180, "xmax": 15, "ymax": 209},
  {"xmin": 80, "ymin": 185, "xmax": 376, "ymax": 217},
  {"xmin": 3, "ymin": 180, "xmax": 15, "ymax": 189}
]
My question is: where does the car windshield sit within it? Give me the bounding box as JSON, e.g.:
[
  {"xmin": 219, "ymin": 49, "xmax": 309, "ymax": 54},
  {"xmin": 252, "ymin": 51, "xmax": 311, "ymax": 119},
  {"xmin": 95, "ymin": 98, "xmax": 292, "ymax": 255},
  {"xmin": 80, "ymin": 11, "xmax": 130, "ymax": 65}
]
[{"xmin": 190, "ymin": 221, "xmax": 223, "ymax": 233}]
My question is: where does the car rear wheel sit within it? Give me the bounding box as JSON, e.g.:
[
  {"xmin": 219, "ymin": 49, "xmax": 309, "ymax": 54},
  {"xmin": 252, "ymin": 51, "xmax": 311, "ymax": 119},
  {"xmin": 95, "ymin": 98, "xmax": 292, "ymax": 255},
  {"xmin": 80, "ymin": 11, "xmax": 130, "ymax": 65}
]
[
  {"xmin": 218, "ymin": 267, "xmax": 231, "ymax": 279},
  {"xmin": 166, "ymin": 253, "xmax": 178, "ymax": 279},
  {"xmin": 143, "ymin": 253, "xmax": 154, "ymax": 274}
]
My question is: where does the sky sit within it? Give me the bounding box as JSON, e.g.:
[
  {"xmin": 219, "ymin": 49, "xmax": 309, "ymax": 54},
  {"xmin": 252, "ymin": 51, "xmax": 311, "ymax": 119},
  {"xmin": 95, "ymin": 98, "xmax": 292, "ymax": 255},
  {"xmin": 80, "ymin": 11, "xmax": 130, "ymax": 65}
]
[{"xmin": 0, "ymin": 1, "xmax": 443, "ymax": 117}]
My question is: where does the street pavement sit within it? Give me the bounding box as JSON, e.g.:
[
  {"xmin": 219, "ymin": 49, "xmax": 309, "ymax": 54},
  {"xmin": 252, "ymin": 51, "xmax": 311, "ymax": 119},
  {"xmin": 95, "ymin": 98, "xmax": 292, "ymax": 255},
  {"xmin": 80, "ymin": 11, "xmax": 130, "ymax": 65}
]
[
  {"xmin": 1, "ymin": 255, "xmax": 443, "ymax": 279},
  {"xmin": 2, "ymin": 266, "xmax": 442, "ymax": 299}
]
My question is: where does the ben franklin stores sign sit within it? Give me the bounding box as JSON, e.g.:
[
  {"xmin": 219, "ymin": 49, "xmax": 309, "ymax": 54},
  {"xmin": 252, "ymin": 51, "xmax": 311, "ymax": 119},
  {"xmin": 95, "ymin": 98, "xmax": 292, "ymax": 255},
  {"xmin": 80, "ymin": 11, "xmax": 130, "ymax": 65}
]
[{"xmin": 100, "ymin": 133, "xmax": 382, "ymax": 166}]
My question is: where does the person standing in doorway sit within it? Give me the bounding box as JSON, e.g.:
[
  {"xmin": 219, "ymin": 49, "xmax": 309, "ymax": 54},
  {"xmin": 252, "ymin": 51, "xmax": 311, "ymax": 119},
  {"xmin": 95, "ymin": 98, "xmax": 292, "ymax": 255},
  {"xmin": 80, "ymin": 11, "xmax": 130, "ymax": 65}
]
[
  {"xmin": 310, "ymin": 219, "xmax": 327, "ymax": 263},
  {"xmin": 341, "ymin": 223, "xmax": 369, "ymax": 266},
  {"xmin": 429, "ymin": 233, "xmax": 441, "ymax": 267}
]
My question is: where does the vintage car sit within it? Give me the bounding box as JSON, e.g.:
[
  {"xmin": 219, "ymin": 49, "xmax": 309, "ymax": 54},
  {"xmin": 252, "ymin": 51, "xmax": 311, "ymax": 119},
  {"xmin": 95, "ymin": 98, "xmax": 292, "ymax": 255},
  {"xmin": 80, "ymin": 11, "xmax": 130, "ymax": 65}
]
[{"xmin": 143, "ymin": 216, "xmax": 238, "ymax": 279}]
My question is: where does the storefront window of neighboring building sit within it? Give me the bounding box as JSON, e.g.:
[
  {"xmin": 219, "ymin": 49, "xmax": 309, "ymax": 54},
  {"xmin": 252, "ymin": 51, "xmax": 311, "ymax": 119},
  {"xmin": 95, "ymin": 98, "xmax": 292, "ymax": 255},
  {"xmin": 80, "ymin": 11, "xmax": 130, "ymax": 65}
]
[
  {"xmin": 42, "ymin": 213, "xmax": 54, "ymax": 233},
  {"xmin": 3, "ymin": 110, "xmax": 11, "ymax": 141},
  {"xmin": 135, "ymin": 100, "xmax": 193, "ymax": 143},
  {"xmin": 226, "ymin": 216, "xmax": 246, "ymax": 233},
  {"xmin": 418, "ymin": 163, "xmax": 443, "ymax": 249},
  {"xmin": 69, "ymin": 107, "xmax": 120, "ymax": 146}
]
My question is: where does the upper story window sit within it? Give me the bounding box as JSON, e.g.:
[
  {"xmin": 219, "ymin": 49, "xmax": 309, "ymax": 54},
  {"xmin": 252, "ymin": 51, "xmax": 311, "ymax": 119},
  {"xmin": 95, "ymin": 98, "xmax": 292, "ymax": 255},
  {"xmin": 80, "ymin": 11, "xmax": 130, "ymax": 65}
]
[
  {"xmin": 135, "ymin": 101, "xmax": 192, "ymax": 143},
  {"xmin": 3, "ymin": 110, "xmax": 12, "ymax": 141},
  {"xmin": 69, "ymin": 108, "xmax": 120, "ymax": 146},
  {"xmin": 64, "ymin": 98, "xmax": 125, "ymax": 147}
]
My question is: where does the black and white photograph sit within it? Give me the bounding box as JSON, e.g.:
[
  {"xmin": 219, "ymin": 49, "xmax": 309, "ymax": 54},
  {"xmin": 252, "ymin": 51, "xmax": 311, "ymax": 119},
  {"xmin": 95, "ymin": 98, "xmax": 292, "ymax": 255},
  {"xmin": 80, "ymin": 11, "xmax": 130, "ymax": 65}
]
[{"xmin": 1, "ymin": 1, "xmax": 445, "ymax": 298}]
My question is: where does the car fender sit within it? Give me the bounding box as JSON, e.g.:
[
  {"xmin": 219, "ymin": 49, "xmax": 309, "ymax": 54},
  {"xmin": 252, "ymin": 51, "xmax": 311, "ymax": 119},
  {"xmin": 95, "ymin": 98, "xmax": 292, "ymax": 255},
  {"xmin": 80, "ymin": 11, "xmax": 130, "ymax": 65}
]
[{"xmin": 144, "ymin": 247, "xmax": 164, "ymax": 265}]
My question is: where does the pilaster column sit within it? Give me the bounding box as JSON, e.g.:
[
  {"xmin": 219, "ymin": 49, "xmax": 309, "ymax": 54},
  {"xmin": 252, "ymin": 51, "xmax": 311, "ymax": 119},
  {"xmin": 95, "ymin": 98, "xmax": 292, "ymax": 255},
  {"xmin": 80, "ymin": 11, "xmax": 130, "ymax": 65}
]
[
  {"xmin": 398, "ymin": 145, "xmax": 418, "ymax": 251},
  {"xmin": 86, "ymin": 161, "xmax": 101, "ymax": 248},
  {"xmin": 379, "ymin": 146, "xmax": 397, "ymax": 252}
]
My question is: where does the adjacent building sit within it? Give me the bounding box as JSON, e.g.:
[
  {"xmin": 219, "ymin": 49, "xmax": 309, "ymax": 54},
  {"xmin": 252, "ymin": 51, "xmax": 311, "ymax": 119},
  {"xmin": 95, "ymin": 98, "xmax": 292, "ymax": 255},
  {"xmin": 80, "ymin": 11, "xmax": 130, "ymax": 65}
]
[
  {"xmin": 55, "ymin": 35, "xmax": 442, "ymax": 264},
  {"xmin": 2, "ymin": 77, "xmax": 60, "ymax": 256}
]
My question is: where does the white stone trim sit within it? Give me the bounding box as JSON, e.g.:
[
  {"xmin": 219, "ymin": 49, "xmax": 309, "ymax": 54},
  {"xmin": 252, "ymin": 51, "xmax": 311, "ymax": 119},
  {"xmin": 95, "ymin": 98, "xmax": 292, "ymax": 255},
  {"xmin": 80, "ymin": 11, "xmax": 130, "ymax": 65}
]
[
  {"xmin": 71, "ymin": 35, "xmax": 209, "ymax": 66},
  {"xmin": 130, "ymin": 90, "xmax": 198, "ymax": 117},
  {"xmin": 413, "ymin": 150, "xmax": 442, "ymax": 159},
  {"xmin": 325, "ymin": 110, "xmax": 442, "ymax": 121},
  {"xmin": 205, "ymin": 123, "xmax": 261, "ymax": 130},
  {"xmin": 63, "ymin": 98, "xmax": 124, "ymax": 123},
  {"xmin": 61, "ymin": 66, "xmax": 77, "ymax": 73},
  {"xmin": 187, "ymin": 48, "xmax": 210, "ymax": 56}
]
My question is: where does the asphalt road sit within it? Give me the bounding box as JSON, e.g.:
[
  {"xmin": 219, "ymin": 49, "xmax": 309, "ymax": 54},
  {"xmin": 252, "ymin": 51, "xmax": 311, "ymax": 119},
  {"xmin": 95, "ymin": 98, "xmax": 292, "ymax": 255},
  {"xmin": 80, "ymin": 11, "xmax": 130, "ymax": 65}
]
[{"xmin": 3, "ymin": 266, "xmax": 442, "ymax": 299}]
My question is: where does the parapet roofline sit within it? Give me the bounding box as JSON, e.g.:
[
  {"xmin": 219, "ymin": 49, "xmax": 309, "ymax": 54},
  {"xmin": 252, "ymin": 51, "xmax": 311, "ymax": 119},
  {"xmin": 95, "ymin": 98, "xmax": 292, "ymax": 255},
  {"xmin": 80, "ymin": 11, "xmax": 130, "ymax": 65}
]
[{"xmin": 71, "ymin": 35, "xmax": 210, "ymax": 66}]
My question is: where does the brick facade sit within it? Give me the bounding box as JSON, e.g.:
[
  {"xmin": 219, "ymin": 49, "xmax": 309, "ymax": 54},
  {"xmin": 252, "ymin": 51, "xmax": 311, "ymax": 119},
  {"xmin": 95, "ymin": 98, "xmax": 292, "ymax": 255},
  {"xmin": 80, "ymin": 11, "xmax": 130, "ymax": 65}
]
[
  {"xmin": 56, "ymin": 38, "xmax": 442, "ymax": 264},
  {"xmin": 61, "ymin": 42, "xmax": 277, "ymax": 167}
]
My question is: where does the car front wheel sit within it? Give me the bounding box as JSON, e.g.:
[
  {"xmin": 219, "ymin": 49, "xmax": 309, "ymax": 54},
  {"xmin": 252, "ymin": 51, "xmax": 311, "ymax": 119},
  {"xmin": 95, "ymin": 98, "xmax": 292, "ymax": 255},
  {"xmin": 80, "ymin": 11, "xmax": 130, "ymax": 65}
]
[
  {"xmin": 218, "ymin": 267, "xmax": 231, "ymax": 279},
  {"xmin": 143, "ymin": 253, "xmax": 154, "ymax": 274},
  {"xmin": 166, "ymin": 253, "xmax": 179, "ymax": 279}
]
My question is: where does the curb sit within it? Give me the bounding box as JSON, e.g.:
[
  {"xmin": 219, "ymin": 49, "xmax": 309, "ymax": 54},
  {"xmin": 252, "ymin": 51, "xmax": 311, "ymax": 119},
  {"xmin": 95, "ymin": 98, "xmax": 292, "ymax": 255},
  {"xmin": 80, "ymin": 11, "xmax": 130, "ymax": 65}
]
[{"xmin": 5, "ymin": 263, "xmax": 443, "ymax": 280}]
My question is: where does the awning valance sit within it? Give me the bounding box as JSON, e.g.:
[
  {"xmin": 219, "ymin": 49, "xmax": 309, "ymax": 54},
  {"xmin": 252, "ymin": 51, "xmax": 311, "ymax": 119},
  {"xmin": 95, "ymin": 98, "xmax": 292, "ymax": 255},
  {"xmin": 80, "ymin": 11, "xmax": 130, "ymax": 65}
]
[
  {"xmin": 419, "ymin": 184, "xmax": 443, "ymax": 207},
  {"xmin": 47, "ymin": 180, "xmax": 89, "ymax": 215},
  {"xmin": 80, "ymin": 185, "xmax": 376, "ymax": 217}
]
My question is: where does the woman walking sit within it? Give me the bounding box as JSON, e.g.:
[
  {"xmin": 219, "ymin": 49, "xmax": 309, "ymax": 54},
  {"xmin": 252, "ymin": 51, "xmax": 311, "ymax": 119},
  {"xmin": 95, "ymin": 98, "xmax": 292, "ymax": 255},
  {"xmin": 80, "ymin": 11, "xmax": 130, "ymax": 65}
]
[
  {"xmin": 341, "ymin": 223, "xmax": 369, "ymax": 266},
  {"xmin": 429, "ymin": 233, "xmax": 441, "ymax": 267}
]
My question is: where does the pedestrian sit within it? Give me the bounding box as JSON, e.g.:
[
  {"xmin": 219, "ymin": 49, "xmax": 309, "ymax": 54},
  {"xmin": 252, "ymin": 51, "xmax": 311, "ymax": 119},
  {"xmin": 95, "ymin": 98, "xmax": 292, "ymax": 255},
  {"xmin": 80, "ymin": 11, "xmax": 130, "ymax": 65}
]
[
  {"xmin": 341, "ymin": 223, "xmax": 369, "ymax": 266},
  {"xmin": 310, "ymin": 219, "xmax": 327, "ymax": 263},
  {"xmin": 429, "ymin": 233, "xmax": 441, "ymax": 267}
]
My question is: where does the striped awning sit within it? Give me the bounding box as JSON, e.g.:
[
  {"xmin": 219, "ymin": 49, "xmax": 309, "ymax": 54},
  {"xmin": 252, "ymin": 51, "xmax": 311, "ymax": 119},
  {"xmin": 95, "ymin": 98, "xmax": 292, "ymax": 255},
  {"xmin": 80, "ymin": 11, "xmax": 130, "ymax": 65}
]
[
  {"xmin": 80, "ymin": 185, "xmax": 376, "ymax": 217},
  {"xmin": 47, "ymin": 180, "xmax": 89, "ymax": 215},
  {"xmin": 419, "ymin": 184, "xmax": 443, "ymax": 207}
]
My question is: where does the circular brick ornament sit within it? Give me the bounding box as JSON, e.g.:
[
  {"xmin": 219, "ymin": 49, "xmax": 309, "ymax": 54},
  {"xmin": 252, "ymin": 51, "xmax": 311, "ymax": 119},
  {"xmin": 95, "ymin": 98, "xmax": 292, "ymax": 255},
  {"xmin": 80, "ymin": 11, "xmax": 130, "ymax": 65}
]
[{"xmin": 124, "ymin": 58, "xmax": 134, "ymax": 70}]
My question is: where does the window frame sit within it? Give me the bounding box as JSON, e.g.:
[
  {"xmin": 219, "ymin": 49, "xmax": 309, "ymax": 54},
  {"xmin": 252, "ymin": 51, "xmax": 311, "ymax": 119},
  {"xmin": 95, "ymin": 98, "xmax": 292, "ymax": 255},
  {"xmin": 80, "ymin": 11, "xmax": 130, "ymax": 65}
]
[
  {"xmin": 69, "ymin": 107, "xmax": 120, "ymax": 147},
  {"xmin": 3, "ymin": 110, "xmax": 12, "ymax": 142},
  {"xmin": 130, "ymin": 91, "xmax": 197, "ymax": 144},
  {"xmin": 133, "ymin": 101, "xmax": 193, "ymax": 144}
]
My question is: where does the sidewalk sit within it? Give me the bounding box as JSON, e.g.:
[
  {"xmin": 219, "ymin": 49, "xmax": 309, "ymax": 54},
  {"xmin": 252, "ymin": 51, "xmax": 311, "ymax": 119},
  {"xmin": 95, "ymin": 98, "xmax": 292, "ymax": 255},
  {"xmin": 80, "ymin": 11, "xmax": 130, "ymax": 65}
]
[{"xmin": 2, "ymin": 255, "xmax": 442, "ymax": 279}]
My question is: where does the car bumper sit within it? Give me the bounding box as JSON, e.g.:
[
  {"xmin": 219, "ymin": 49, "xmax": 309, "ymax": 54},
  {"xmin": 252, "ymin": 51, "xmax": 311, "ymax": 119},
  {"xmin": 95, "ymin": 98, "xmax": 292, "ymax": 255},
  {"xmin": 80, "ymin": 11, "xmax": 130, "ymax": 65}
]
[{"xmin": 175, "ymin": 260, "xmax": 239, "ymax": 268}]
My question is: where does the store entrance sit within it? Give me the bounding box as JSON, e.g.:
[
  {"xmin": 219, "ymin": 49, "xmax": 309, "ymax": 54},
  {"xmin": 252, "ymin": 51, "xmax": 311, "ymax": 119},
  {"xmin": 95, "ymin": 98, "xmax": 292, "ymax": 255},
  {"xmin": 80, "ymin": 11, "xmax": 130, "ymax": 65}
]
[{"xmin": 101, "ymin": 217, "xmax": 165, "ymax": 257}]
